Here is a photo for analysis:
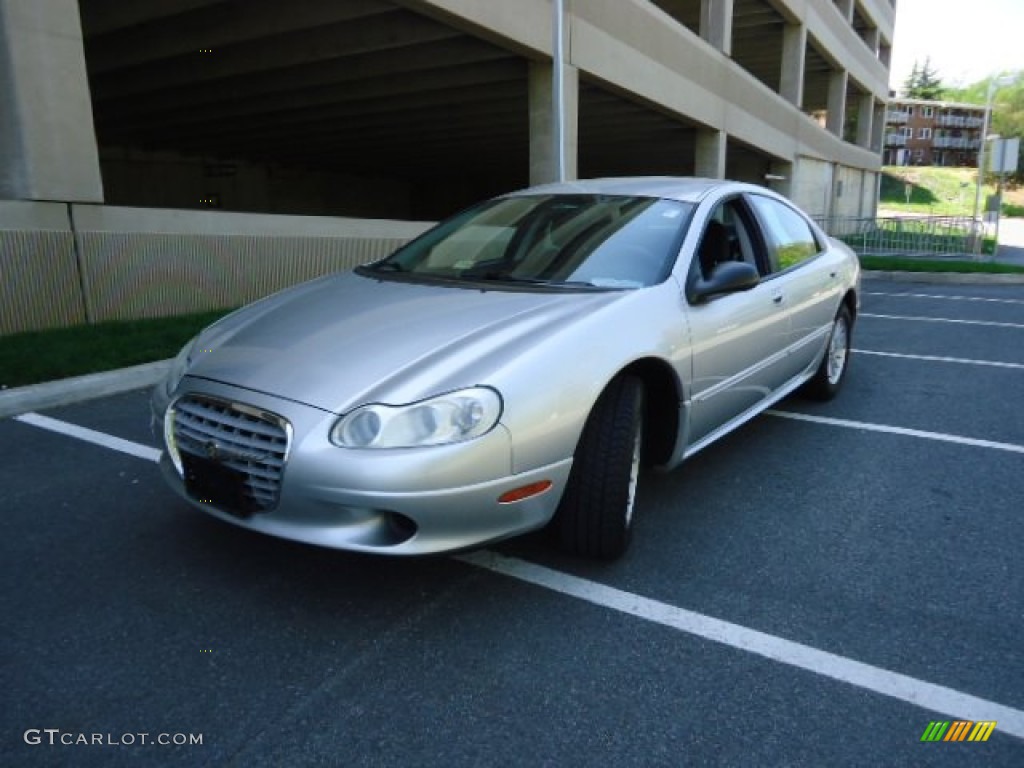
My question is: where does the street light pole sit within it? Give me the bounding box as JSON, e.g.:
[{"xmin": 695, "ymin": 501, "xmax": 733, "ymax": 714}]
[{"xmin": 971, "ymin": 79, "xmax": 997, "ymax": 257}]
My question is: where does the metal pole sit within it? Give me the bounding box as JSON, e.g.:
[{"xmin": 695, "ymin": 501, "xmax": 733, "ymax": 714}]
[
  {"xmin": 993, "ymin": 140, "xmax": 1008, "ymax": 260},
  {"xmin": 971, "ymin": 80, "xmax": 995, "ymax": 257},
  {"xmin": 553, "ymin": 0, "xmax": 566, "ymax": 182},
  {"xmin": 970, "ymin": 79, "xmax": 1003, "ymax": 257}
]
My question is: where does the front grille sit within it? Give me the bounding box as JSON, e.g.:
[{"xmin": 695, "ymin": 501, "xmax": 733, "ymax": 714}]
[{"xmin": 173, "ymin": 395, "xmax": 291, "ymax": 514}]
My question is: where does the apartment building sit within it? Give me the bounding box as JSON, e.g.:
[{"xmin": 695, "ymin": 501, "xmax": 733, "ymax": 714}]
[{"xmin": 884, "ymin": 98, "xmax": 986, "ymax": 167}]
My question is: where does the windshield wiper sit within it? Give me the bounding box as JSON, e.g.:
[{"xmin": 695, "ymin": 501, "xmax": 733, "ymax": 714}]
[
  {"xmin": 468, "ymin": 272, "xmax": 601, "ymax": 289},
  {"xmin": 370, "ymin": 262, "xmax": 406, "ymax": 272}
]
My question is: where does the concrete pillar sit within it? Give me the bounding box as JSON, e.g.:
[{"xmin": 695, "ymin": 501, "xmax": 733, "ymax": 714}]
[
  {"xmin": 0, "ymin": 0, "xmax": 103, "ymax": 201},
  {"xmin": 528, "ymin": 60, "xmax": 578, "ymax": 185},
  {"xmin": 700, "ymin": 0, "xmax": 733, "ymax": 56},
  {"xmin": 780, "ymin": 23, "xmax": 806, "ymax": 108},
  {"xmin": 826, "ymin": 70, "xmax": 848, "ymax": 138},
  {"xmin": 856, "ymin": 93, "xmax": 874, "ymax": 149},
  {"xmin": 695, "ymin": 129, "xmax": 726, "ymax": 179}
]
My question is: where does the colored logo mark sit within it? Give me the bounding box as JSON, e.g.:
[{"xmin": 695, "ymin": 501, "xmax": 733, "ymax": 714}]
[{"xmin": 920, "ymin": 721, "xmax": 996, "ymax": 742}]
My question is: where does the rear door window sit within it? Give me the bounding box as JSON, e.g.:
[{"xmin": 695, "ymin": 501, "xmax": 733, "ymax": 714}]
[{"xmin": 746, "ymin": 195, "xmax": 822, "ymax": 273}]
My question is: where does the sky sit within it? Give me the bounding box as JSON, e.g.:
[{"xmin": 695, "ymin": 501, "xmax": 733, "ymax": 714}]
[{"xmin": 889, "ymin": 0, "xmax": 1024, "ymax": 89}]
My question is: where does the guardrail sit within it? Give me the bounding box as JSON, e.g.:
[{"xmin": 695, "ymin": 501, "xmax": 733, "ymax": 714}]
[{"xmin": 816, "ymin": 214, "xmax": 984, "ymax": 257}]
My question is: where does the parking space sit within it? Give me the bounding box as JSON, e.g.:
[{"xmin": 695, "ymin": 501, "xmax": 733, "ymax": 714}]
[{"xmin": 2, "ymin": 277, "xmax": 1023, "ymax": 766}]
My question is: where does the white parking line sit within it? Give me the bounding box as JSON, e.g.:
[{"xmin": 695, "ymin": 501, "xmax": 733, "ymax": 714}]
[
  {"xmin": 14, "ymin": 411, "xmax": 1024, "ymax": 740},
  {"xmin": 14, "ymin": 412, "xmax": 163, "ymax": 463},
  {"xmin": 854, "ymin": 349, "xmax": 1024, "ymax": 370},
  {"xmin": 861, "ymin": 313, "xmax": 1024, "ymax": 330},
  {"xmin": 458, "ymin": 551, "xmax": 1024, "ymax": 741},
  {"xmin": 767, "ymin": 410, "xmax": 1024, "ymax": 455},
  {"xmin": 865, "ymin": 291, "xmax": 1024, "ymax": 306}
]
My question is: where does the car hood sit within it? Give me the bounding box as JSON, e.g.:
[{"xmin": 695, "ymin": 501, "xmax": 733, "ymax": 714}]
[{"xmin": 186, "ymin": 272, "xmax": 625, "ymax": 413}]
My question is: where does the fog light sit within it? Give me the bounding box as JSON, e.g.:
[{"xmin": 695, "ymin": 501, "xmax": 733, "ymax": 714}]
[{"xmin": 498, "ymin": 480, "xmax": 553, "ymax": 504}]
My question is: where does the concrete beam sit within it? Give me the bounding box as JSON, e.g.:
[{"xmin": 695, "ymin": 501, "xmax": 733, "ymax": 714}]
[
  {"xmin": 0, "ymin": 0, "xmax": 103, "ymax": 202},
  {"xmin": 94, "ymin": 37, "xmax": 509, "ymax": 117},
  {"xmin": 86, "ymin": 0, "xmax": 395, "ymax": 75},
  {"xmin": 79, "ymin": 0, "xmax": 224, "ymax": 36},
  {"xmin": 89, "ymin": 12, "xmax": 462, "ymax": 100}
]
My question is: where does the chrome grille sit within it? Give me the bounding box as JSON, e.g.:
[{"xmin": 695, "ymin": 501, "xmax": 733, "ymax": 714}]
[{"xmin": 173, "ymin": 395, "xmax": 291, "ymax": 513}]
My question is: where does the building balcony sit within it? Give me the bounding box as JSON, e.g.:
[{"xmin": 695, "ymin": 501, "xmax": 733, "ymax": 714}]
[
  {"xmin": 886, "ymin": 111, "xmax": 909, "ymax": 124},
  {"xmin": 885, "ymin": 134, "xmax": 908, "ymax": 146}
]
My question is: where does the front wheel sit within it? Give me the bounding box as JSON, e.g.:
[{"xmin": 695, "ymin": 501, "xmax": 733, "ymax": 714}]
[
  {"xmin": 802, "ymin": 305, "xmax": 852, "ymax": 401},
  {"xmin": 553, "ymin": 375, "xmax": 644, "ymax": 559}
]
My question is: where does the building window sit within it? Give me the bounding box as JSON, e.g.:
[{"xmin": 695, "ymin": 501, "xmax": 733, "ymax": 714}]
[
  {"xmin": 900, "ymin": 126, "xmax": 912, "ymax": 138},
  {"xmin": 918, "ymin": 128, "xmax": 932, "ymax": 139},
  {"xmin": 907, "ymin": 106, "xmax": 914, "ymax": 116},
  {"xmin": 922, "ymin": 107, "xmax": 934, "ymax": 118}
]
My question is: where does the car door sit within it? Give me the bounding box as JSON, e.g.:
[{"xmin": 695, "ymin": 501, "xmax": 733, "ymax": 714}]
[
  {"xmin": 683, "ymin": 198, "xmax": 794, "ymax": 450},
  {"xmin": 745, "ymin": 194, "xmax": 842, "ymax": 378}
]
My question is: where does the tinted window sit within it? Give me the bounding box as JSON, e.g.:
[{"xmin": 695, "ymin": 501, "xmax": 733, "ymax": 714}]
[
  {"xmin": 364, "ymin": 194, "xmax": 693, "ymax": 289},
  {"xmin": 747, "ymin": 195, "xmax": 821, "ymax": 272}
]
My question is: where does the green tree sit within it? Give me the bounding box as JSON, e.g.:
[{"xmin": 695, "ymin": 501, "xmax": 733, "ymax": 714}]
[
  {"xmin": 904, "ymin": 57, "xmax": 945, "ymax": 100},
  {"xmin": 947, "ymin": 72, "xmax": 1024, "ymax": 184}
]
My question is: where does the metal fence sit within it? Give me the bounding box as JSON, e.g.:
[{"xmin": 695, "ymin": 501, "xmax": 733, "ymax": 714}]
[{"xmin": 815, "ymin": 214, "xmax": 984, "ymax": 258}]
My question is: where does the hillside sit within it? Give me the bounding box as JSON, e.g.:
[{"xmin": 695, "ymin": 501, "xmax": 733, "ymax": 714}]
[{"xmin": 880, "ymin": 166, "xmax": 1024, "ymax": 217}]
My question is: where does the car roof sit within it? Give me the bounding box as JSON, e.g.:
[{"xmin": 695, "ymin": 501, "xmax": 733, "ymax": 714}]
[{"xmin": 505, "ymin": 176, "xmax": 765, "ymax": 204}]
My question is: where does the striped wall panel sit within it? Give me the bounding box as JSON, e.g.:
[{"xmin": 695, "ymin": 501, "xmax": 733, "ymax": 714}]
[
  {"xmin": 0, "ymin": 229, "xmax": 87, "ymax": 334},
  {"xmin": 76, "ymin": 233, "xmax": 415, "ymax": 323}
]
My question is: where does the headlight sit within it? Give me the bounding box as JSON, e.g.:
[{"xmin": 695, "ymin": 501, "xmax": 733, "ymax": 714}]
[
  {"xmin": 331, "ymin": 387, "xmax": 502, "ymax": 449},
  {"xmin": 163, "ymin": 336, "xmax": 198, "ymax": 397}
]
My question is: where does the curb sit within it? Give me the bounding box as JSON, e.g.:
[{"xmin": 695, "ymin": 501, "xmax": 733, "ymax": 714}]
[
  {"xmin": 861, "ymin": 270, "xmax": 1024, "ymax": 285},
  {"xmin": 0, "ymin": 360, "xmax": 171, "ymax": 419}
]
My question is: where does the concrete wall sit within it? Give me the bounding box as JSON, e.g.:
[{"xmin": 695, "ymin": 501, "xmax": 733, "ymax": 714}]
[{"xmin": 0, "ymin": 201, "xmax": 431, "ymax": 335}]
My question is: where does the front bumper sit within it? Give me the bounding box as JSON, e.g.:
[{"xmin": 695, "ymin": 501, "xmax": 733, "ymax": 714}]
[{"xmin": 153, "ymin": 379, "xmax": 572, "ymax": 555}]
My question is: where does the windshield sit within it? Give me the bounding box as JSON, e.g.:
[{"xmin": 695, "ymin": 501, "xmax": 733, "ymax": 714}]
[{"xmin": 362, "ymin": 194, "xmax": 694, "ymax": 289}]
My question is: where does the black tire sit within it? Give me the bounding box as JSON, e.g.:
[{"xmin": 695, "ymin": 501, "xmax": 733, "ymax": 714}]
[
  {"xmin": 554, "ymin": 375, "xmax": 644, "ymax": 559},
  {"xmin": 802, "ymin": 305, "xmax": 852, "ymax": 401}
]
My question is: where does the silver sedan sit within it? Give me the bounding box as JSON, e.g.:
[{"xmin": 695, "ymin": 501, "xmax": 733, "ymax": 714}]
[{"xmin": 152, "ymin": 177, "xmax": 859, "ymax": 558}]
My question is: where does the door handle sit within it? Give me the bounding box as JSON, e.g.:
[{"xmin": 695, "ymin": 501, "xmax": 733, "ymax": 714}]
[{"xmin": 772, "ymin": 292, "xmax": 784, "ymax": 304}]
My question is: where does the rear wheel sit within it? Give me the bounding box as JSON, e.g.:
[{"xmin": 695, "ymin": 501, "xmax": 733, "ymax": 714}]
[
  {"xmin": 803, "ymin": 305, "xmax": 852, "ymax": 401},
  {"xmin": 554, "ymin": 375, "xmax": 644, "ymax": 559}
]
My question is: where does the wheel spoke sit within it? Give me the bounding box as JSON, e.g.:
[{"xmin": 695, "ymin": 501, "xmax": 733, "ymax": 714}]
[{"xmin": 827, "ymin": 318, "xmax": 849, "ymax": 384}]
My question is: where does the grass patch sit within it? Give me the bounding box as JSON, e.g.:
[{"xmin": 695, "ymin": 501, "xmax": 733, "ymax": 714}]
[
  {"xmin": 859, "ymin": 255, "xmax": 1024, "ymax": 274},
  {"xmin": 880, "ymin": 166, "xmax": 1024, "ymax": 218},
  {"xmin": 0, "ymin": 309, "xmax": 232, "ymax": 389}
]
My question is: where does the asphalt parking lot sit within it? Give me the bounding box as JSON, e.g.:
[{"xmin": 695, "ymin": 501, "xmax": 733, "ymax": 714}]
[{"xmin": 2, "ymin": 276, "xmax": 1022, "ymax": 767}]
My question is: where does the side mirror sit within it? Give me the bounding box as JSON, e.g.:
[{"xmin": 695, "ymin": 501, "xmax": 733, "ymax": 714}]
[{"xmin": 688, "ymin": 261, "xmax": 760, "ymax": 303}]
